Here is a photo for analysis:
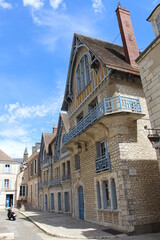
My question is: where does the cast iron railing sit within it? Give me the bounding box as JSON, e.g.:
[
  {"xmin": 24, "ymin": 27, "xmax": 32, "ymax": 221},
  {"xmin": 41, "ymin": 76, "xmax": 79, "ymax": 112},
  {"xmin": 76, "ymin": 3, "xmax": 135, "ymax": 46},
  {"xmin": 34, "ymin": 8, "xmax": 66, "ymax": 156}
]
[{"xmin": 64, "ymin": 95, "xmax": 142, "ymax": 145}]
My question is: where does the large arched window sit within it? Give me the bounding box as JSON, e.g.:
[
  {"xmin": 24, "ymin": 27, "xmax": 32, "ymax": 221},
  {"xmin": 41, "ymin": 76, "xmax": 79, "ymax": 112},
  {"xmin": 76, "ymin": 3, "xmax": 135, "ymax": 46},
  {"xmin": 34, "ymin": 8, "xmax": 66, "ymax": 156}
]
[
  {"xmin": 156, "ymin": 14, "xmax": 160, "ymax": 34},
  {"xmin": 76, "ymin": 54, "xmax": 91, "ymax": 96}
]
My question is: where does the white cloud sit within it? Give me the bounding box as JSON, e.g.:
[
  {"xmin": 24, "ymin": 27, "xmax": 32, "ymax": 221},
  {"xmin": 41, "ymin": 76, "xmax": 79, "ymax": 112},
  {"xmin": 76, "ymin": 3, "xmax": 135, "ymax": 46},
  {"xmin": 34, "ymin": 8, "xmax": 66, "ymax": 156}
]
[
  {"xmin": 31, "ymin": 9, "xmax": 96, "ymax": 51},
  {"xmin": 23, "ymin": 0, "xmax": 44, "ymax": 10},
  {"xmin": 1, "ymin": 101, "xmax": 60, "ymax": 124},
  {"xmin": 0, "ymin": 139, "xmax": 32, "ymax": 158},
  {"xmin": 50, "ymin": 0, "xmax": 63, "ymax": 9},
  {"xmin": 0, "ymin": 0, "xmax": 12, "ymax": 9},
  {"xmin": 92, "ymin": 0, "xmax": 104, "ymax": 14}
]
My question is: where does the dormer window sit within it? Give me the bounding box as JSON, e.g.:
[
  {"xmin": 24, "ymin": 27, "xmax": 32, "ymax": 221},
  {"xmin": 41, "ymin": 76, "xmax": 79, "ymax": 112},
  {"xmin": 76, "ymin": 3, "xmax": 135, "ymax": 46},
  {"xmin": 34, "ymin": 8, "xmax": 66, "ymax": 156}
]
[
  {"xmin": 156, "ymin": 14, "xmax": 160, "ymax": 34},
  {"xmin": 76, "ymin": 54, "xmax": 91, "ymax": 96}
]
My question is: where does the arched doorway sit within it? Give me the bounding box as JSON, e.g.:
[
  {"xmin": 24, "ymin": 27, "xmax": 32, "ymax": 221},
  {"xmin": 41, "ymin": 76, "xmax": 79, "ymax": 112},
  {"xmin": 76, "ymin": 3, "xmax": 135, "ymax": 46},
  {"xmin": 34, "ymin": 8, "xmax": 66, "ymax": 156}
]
[{"xmin": 78, "ymin": 186, "xmax": 84, "ymax": 220}]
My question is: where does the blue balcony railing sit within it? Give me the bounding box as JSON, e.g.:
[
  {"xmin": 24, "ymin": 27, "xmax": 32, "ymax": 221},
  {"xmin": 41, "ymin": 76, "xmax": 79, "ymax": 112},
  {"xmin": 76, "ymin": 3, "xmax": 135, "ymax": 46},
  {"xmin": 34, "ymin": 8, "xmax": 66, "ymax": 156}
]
[
  {"xmin": 64, "ymin": 95, "xmax": 142, "ymax": 145},
  {"xmin": 48, "ymin": 177, "xmax": 61, "ymax": 187},
  {"xmin": 43, "ymin": 181, "xmax": 48, "ymax": 186},
  {"xmin": 95, "ymin": 155, "xmax": 111, "ymax": 173}
]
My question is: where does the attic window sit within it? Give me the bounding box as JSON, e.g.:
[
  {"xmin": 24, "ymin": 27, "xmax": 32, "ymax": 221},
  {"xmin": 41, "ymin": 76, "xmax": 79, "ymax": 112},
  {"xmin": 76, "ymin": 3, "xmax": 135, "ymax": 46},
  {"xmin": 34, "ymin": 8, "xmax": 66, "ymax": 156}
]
[
  {"xmin": 156, "ymin": 14, "xmax": 160, "ymax": 34},
  {"xmin": 76, "ymin": 54, "xmax": 91, "ymax": 96}
]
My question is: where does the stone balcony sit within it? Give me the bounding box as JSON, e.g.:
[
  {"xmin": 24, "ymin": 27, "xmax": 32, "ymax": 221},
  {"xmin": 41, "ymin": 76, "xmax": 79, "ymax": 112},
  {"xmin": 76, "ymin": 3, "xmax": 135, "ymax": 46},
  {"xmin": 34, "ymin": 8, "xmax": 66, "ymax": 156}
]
[{"xmin": 64, "ymin": 94, "xmax": 142, "ymax": 145}]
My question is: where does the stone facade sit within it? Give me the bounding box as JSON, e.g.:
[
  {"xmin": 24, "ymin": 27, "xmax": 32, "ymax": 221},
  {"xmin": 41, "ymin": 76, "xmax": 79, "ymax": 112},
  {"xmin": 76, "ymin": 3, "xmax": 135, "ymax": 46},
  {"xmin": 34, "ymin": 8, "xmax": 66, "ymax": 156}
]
[
  {"xmin": 60, "ymin": 5, "xmax": 160, "ymax": 234},
  {"xmin": 137, "ymin": 4, "xmax": 160, "ymax": 170}
]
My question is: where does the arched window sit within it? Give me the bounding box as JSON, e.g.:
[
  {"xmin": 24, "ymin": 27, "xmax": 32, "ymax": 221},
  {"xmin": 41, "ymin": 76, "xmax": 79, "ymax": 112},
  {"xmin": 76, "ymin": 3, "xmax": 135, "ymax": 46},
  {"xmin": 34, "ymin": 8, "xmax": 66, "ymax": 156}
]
[
  {"xmin": 76, "ymin": 54, "xmax": 91, "ymax": 95},
  {"xmin": 156, "ymin": 15, "xmax": 160, "ymax": 34}
]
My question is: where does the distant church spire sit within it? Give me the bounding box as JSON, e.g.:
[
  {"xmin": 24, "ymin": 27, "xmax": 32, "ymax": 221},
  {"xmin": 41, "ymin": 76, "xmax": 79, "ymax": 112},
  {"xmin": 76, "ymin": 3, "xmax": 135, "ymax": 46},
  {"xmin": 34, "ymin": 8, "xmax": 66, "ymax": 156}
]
[{"xmin": 23, "ymin": 147, "xmax": 28, "ymax": 162}]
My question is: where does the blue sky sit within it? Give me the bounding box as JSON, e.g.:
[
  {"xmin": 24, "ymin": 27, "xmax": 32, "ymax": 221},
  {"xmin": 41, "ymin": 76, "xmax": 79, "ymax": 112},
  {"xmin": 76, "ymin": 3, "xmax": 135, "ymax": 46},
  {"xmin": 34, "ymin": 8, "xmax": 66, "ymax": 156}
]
[{"xmin": 0, "ymin": 0, "xmax": 158, "ymax": 158}]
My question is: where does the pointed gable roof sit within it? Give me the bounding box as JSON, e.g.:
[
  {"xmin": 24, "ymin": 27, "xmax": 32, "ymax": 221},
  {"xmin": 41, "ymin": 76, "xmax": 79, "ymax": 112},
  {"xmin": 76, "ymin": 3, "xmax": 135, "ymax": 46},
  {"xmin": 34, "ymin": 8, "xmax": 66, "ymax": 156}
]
[
  {"xmin": 61, "ymin": 33, "xmax": 140, "ymax": 111},
  {"xmin": 42, "ymin": 132, "xmax": 56, "ymax": 154},
  {"xmin": 61, "ymin": 112, "xmax": 70, "ymax": 133},
  {"xmin": 0, "ymin": 149, "xmax": 12, "ymax": 161}
]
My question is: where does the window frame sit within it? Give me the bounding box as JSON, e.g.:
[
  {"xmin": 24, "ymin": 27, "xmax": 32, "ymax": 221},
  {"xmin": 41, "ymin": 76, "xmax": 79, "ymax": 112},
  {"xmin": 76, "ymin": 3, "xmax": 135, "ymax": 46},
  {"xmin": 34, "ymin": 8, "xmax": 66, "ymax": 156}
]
[
  {"xmin": 156, "ymin": 14, "xmax": 160, "ymax": 34},
  {"xmin": 76, "ymin": 53, "xmax": 91, "ymax": 96}
]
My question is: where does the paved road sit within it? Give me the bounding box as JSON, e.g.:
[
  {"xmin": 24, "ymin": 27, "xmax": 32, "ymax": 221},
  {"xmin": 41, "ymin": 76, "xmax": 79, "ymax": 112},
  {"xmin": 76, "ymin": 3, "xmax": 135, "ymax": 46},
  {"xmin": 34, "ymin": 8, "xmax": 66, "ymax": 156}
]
[
  {"xmin": 0, "ymin": 209, "xmax": 55, "ymax": 240},
  {"xmin": 1, "ymin": 209, "xmax": 160, "ymax": 240}
]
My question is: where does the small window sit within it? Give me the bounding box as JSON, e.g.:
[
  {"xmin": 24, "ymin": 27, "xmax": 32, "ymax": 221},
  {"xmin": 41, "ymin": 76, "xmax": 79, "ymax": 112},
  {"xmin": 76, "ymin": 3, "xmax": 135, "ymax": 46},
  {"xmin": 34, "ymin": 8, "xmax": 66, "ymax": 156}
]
[
  {"xmin": 67, "ymin": 161, "xmax": 70, "ymax": 175},
  {"xmin": 4, "ymin": 179, "xmax": 10, "ymax": 188},
  {"xmin": 102, "ymin": 180, "xmax": 111, "ymax": 209},
  {"xmin": 75, "ymin": 154, "xmax": 80, "ymax": 170},
  {"xmin": 76, "ymin": 112, "xmax": 83, "ymax": 124},
  {"xmin": 156, "ymin": 15, "xmax": 160, "ymax": 34},
  {"xmin": 88, "ymin": 97, "xmax": 98, "ymax": 113},
  {"xmin": 20, "ymin": 185, "xmax": 26, "ymax": 196},
  {"xmin": 62, "ymin": 162, "xmax": 65, "ymax": 177},
  {"xmin": 30, "ymin": 163, "xmax": 33, "ymax": 176},
  {"xmin": 34, "ymin": 160, "xmax": 37, "ymax": 174}
]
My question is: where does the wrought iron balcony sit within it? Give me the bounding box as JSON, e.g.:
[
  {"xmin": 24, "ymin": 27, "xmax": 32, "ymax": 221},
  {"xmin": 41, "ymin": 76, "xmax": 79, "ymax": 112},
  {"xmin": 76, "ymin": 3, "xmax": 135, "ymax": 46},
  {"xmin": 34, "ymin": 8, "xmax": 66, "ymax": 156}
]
[
  {"xmin": 62, "ymin": 174, "xmax": 71, "ymax": 181},
  {"xmin": 95, "ymin": 155, "xmax": 111, "ymax": 173},
  {"xmin": 43, "ymin": 180, "xmax": 48, "ymax": 186},
  {"xmin": 64, "ymin": 95, "xmax": 142, "ymax": 145},
  {"xmin": 48, "ymin": 177, "xmax": 61, "ymax": 187}
]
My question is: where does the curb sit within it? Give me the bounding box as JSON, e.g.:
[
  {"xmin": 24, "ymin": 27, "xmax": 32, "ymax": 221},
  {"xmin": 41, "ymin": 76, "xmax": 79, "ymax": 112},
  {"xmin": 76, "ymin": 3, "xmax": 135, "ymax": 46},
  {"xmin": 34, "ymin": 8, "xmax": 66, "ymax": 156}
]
[{"xmin": 18, "ymin": 210, "xmax": 126, "ymax": 239}]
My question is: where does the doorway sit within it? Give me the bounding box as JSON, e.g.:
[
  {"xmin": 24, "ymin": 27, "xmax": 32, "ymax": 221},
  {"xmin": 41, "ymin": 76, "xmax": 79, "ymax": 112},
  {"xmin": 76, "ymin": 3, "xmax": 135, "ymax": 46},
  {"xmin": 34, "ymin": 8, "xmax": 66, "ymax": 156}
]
[
  {"xmin": 6, "ymin": 194, "xmax": 13, "ymax": 208},
  {"xmin": 78, "ymin": 186, "xmax": 84, "ymax": 220}
]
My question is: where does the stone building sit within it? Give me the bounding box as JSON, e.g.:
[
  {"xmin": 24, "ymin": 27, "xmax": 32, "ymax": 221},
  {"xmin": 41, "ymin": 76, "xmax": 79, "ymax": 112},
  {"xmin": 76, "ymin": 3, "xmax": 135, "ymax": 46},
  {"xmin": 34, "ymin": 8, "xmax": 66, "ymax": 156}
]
[
  {"xmin": 136, "ymin": 3, "xmax": 160, "ymax": 169},
  {"xmin": 61, "ymin": 5, "xmax": 160, "ymax": 234},
  {"xmin": 26, "ymin": 143, "xmax": 40, "ymax": 210},
  {"xmin": 49, "ymin": 113, "xmax": 71, "ymax": 213},
  {"xmin": 16, "ymin": 147, "xmax": 29, "ymax": 209},
  {"xmin": 0, "ymin": 149, "xmax": 20, "ymax": 208},
  {"xmin": 38, "ymin": 128, "xmax": 57, "ymax": 211}
]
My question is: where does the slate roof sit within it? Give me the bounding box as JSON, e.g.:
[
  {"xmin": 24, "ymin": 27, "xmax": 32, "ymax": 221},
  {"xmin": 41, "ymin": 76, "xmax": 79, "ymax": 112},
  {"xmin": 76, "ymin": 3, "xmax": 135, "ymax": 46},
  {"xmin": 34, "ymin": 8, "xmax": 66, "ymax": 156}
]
[
  {"xmin": 0, "ymin": 149, "xmax": 12, "ymax": 161},
  {"xmin": 42, "ymin": 133, "xmax": 56, "ymax": 154},
  {"xmin": 77, "ymin": 34, "xmax": 139, "ymax": 75},
  {"xmin": 61, "ymin": 33, "xmax": 140, "ymax": 111}
]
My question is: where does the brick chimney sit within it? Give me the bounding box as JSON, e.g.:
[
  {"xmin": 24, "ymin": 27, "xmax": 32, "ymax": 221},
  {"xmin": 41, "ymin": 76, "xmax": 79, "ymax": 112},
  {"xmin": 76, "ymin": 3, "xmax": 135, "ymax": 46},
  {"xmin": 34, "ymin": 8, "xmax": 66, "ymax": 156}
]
[
  {"xmin": 116, "ymin": 5, "xmax": 139, "ymax": 67},
  {"xmin": 53, "ymin": 125, "xmax": 57, "ymax": 134}
]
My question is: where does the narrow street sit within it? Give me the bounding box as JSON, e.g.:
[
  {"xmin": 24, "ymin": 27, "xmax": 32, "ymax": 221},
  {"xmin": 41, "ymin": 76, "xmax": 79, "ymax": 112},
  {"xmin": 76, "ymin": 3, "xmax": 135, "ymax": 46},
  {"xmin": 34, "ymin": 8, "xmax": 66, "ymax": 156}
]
[
  {"xmin": 1, "ymin": 209, "xmax": 160, "ymax": 240},
  {"xmin": 0, "ymin": 209, "xmax": 55, "ymax": 240}
]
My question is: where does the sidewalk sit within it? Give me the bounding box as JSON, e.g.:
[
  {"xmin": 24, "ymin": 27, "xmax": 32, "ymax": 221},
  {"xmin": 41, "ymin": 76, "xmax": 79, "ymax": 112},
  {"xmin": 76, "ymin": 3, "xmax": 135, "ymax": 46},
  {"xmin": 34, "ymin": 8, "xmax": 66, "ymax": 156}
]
[
  {"xmin": 18, "ymin": 210, "xmax": 160, "ymax": 240},
  {"xmin": 18, "ymin": 209, "xmax": 126, "ymax": 239}
]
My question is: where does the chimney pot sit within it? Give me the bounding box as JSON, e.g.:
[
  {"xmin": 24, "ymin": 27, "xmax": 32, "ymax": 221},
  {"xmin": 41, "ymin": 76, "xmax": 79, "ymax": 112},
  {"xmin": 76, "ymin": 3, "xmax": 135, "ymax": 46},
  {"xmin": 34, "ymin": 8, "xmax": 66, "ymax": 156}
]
[{"xmin": 53, "ymin": 125, "xmax": 57, "ymax": 134}]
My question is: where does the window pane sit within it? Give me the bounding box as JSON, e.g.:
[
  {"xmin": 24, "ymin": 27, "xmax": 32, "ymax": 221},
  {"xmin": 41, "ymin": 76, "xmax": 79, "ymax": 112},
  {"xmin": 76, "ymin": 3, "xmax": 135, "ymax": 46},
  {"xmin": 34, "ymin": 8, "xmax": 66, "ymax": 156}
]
[{"xmin": 97, "ymin": 182, "xmax": 101, "ymax": 209}]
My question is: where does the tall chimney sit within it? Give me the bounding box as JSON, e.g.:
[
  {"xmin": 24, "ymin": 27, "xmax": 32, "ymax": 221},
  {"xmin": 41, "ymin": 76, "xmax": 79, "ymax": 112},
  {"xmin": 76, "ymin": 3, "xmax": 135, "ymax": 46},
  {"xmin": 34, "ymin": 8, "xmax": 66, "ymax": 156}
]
[
  {"xmin": 53, "ymin": 125, "xmax": 57, "ymax": 134},
  {"xmin": 116, "ymin": 5, "xmax": 139, "ymax": 67}
]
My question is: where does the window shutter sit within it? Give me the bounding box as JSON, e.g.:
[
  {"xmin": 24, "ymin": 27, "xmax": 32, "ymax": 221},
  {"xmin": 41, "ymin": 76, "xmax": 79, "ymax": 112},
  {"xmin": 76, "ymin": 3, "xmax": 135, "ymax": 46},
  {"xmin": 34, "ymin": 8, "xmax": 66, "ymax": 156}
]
[
  {"xmin": 1, "ymin": 179, "xmax": 4, "ymax": 189},
  {"xmin": 111, "ymin": 179, "xmax": 117, "ymax": 210},
  {"xmin": 10, "ymin": 164, "xmax": 12, "ymax": 174},
  {"xmin": 96, "ymin": 182, "xmax": 101, "ymax": 209},
  {"xmin": 9, "ymin": 180, "xmax": 11, "ymax": 189},
  {"xmin": 96, "ymin": 142, "xmax": 101, "ymax": 158},
  {"xmin": 102, "ymin": 182, "xmax": 107, "ymax": 209},
  {"xmin": 3, "ymin": 164, "xmax": 5, "ymax": 173}
]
